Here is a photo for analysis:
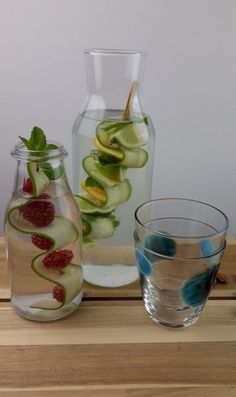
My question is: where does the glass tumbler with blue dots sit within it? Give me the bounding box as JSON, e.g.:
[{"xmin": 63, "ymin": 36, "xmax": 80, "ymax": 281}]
[{"xmin": 134, "ymin": 198, "xmax": 229, "ymax": 328}]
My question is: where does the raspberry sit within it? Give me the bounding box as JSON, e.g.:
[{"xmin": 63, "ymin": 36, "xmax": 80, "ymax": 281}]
[
  {"xmin": 43, "ymin": 249, "xmax": 73, "ymax": 270},
  {"xmin": 31, "ymin": 235, "xmax": 53, "ymax": 250},
  {"xmin": 20, "ymin": 200, "xmax": 55, "ymax": 227},
  {"xmin": 53, "ymin": 285, "xmax": 64, "ymax": 302},
  {"xmin": 23, "ymin": 178, "xmax": 33, "ymax": 194}
]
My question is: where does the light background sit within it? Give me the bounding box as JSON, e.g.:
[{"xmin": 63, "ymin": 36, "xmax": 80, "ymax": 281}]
[{"xmin": 0, "ymin": 0, "xmax": 235, "ymax": 235}]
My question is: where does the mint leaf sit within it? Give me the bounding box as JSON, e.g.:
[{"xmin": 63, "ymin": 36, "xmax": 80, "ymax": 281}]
[
  {"xmin": 46, "ymin": 143, "xmax": 58, "ymax": 150},
  {"xmin": 29, "ymin": 126, "xmax": 47, "ymax": 150},
  {"xmin": 19, "ymin": 126, "xmax": 47, "ymax": 151},
  {"xmin": 19, "ymin": 126, "xmax": 63, "ymax": 181},
  {"xmin": 19, "ymin": 136, "xmax": 31, "ymax": 149},
  {"xmin": 40, "ymin": 163, "xmax": 64, "ymax": 180}
]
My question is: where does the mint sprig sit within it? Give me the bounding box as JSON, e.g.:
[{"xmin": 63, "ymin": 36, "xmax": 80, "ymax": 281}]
[
  {"xmin": 19, "ymin": 126, "xmax": 47, "ymax": 151},
  {"xmin": 19, "ymin": 126, "xmax": 64, "ymax": 180}
]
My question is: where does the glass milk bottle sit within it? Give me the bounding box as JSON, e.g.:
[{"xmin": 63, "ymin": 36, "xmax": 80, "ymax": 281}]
[
  {"xmin": 72, "ymin": 49, "xmax": 155, "ymax": 287},
  {"xmin": 5, "ymin": 141, "xmax": 83, "ymax": 321}
]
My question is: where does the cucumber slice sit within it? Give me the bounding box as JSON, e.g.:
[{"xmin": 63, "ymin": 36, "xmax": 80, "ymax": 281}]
[
  {"xmin": 74, "ymin": 194, "xmax": 116, "ymax": 214},
  {"xmin": 96, "ymin": 119, "xmax": 146, "ymax": 149},
  {"xmin": 81, "ymin": 180, "xmax": 106, "ymax": 204},
  {"xmin": 8, "ymin": 208, "xmax": 79, "ymax": 250},
  {"xmin": 82, "ymin": 215, "xmax": 116, "ymax": 240},
  {"xmin": 80, "ymin": 179, "xmax": 132, "ymax": 208},
  {"xmin": 96, "ymin": 120, "xmax": 121, "ymax": 149},
  {"xmin": 93, "ymin": 137, "xmax": 147, "ymax": 168},
  {"xmin": 112, "ymin": 123, "xmax": 149, "ymax": 148},
  {"xmin": 31, "ymin": 259, "xmax": 82, "ymax": 310},
  {"xmin": 120, "ymin": 148, "xmax": 148, "ymax": 168},
  {"xmin": 83, "ymin": 156, "xmax": 124, "ymax": 187},
  {"xmin": 105, "ymin": 179, "xmax": 132, "ymax": 207},
  {"xmin": 27, "ymin": 163, "xmax": 49, "ymax": 197},
  {"xmin": 93, "ymin": 137, "xmax": 123, "ymax": 160}
]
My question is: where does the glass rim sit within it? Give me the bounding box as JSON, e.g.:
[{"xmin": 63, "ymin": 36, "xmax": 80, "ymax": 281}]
[
  {"xmin": 11, "ymin": 140, "xmax": 68, "ymax": 161},
  {"xmin": 134, "ymin": 231, "xmax": 227, "ymax": 260},
  {"xmin": 134, "ymin": 197, "xmax": 229, "ymax": 240},
  {"xmin": 84, "ymin": 48, "xmax": 147, "ymax": 56}
]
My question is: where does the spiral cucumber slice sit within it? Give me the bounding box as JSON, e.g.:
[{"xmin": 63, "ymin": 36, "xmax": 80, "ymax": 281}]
[
  {"xmin": 119, "ymin": 147, "xmax": 148, "ymax": 168},
  {"xmin": 83, "ymin": 156, "xmax": 124, "ymax": 187},
  {"xmin": 8, "ymin": 207, "xmax": 79, "ymax": 250},
  {"xmin": 93, "ymin": 137, "xmax": 123, "ymax": 160},
  {"xmin": 77, "ymin": 116, "xmax": 149, "ymax": 243},
  {"xmin": 74, "ymin": 194, "xmax": 116, "ymax": 214},
  {"xmin": 8, "ymin": 203, "xmax": 81, "ymax": 310},
  {"xmin": 31, "ymin": 258, "xmax": 82, "ymax": 310},
  {"xmin": 112, "ymin": 123, "xmax": 149, "ymax": 148},
  {"xmin": 93, "ymin": 138, "xmax": 148, "ymax": 168},
  {"xmin": 96, "ymin": 119, "xmax": 149, "ymax": 148},
  {"xmin": 82, "ymin": 215, "xmax": 117, "ymax": 240},
  {"xmin": 27, "ymin": 162, "xmax": 49, "ymax": 197},
  {"xmin": 81, "ymin": 178, "xmax": 132, "ymax": 208}
]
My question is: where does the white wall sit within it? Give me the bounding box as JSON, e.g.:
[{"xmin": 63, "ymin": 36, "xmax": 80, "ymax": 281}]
[{"xmin": 0, "ymin": 0, "xmax": 235, "ymax": 235}]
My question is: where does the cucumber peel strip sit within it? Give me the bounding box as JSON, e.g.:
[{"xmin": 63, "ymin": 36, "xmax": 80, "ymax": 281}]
[
  {"xmin": 81, "ymin": 178, "xmax": 132, "ymax": 208},
  {"xmin": 81, "ymin": 214, "xmax": 117, "ymax": 240},
  {"xmin": 82, "ymin": 155, "xmax": 124, "ymax": 187},
  {"xmin": 93, "ymin": 138, "xmax": 148, "ymax": 168},
  {"xmin": 27, "ymin": 162, "xmax": 49, "ymax": 198},
  {"xmin": 8, "ymin": 207, "xmax": 79, "ymax": 250},
  {"xmin": 31, "ymin": 258, "xmax": 82, "ymax": 310},
  {"xmin": 78, "ymin": 117, "xmax": 149, "ymax": 243},
  {"xmin": 8, "ymin": 204, "xmax": 81, "ymax": 310},
  {"xmin": 74, "ymin": 194, "xmax": 116, "ymax": 214}
]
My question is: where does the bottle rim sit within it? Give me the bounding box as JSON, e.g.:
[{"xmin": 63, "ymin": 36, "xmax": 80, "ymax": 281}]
[
  {"xmin": 84, "ymin": 48, "xmax": 147, "ymax": 57},
  {"xmin": 11, "ymin": 141, "xmax": 68, "ymax": 162}
]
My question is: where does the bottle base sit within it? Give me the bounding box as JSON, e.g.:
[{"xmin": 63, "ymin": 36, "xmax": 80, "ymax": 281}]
[
  {"xmin": 11, "ymin": 291, "xmax": 83, "ymax": 322},
  {"xmin": 82, "ymin": 263, "xmax": 138, "ymax": 288}
]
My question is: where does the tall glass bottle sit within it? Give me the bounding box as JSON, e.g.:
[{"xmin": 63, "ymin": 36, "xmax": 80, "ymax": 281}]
[{"xmin": 72, "ymin": 49, "xmax": 155, "ymax": 287}]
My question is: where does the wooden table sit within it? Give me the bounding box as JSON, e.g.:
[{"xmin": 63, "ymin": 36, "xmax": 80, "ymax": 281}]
[{"xmin": 0, "ymin": 236, "xmax": 235, "ymax": 396}]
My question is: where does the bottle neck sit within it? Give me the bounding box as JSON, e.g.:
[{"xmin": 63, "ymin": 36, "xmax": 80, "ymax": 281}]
[
  {"xmin": 83, "ymin": 49, "xmax": 146, "ymax": 113},
  {"xmin": 11, "ymin": 141, "xmax": 69, "ymax": 196}
]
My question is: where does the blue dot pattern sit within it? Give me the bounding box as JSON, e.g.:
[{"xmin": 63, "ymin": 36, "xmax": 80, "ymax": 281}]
[
  {"xmin": 200, "ymin": 239, "xmax": 214, "ymax": 257},
  {"xmin": 181, "ymin": 265, "xmax": 218, "ymax": 307},
  {"xmin": 135, "ymin": 248, "xmax": 152, "ymax": 276},
  {"xmin": 145, "ymin": 234, "xmax": 176, "ymax": 257}
]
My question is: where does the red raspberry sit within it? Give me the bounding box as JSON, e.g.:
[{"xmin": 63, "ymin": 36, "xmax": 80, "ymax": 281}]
[
  {"xmin": 53, "ymin": 285, "xmax": 64, "ymax": 302},
  {"xmin": 23, "ymin": 178, "xmax": 33, "ymax": 194},
  {"xmin": 43, "ymin": 250, "xmax": 73, "ymax": 270},
  {"xmin": 31, "ymin": 235, "xmax": 53, "ymax": 250},
  {"xmin": 20, "ymin": 200, "xmax": 55, "ymax": 227}
]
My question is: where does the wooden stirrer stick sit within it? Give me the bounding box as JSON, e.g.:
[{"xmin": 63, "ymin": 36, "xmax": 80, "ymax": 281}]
[{"xmin": 123, "ymin": 81, "xmax": 138, "ymax": 119}]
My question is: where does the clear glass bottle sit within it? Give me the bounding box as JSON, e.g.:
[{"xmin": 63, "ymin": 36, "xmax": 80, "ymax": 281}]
[
  {"xmin": 72, "ymin": 49, "xmax": 155, "ymax": 287},
  {"xmin": 5, "ymin": 141, "xmax": 83, "ymax": 321}
]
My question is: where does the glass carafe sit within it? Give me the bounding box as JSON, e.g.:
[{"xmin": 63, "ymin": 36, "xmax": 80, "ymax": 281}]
[
  {"xmin": 72, "ymin": 49, "xmax": 155, "ymax": 287},
  {"xmin": 5, "ymin": 141, "xmax": 83, "ymax": 321}
]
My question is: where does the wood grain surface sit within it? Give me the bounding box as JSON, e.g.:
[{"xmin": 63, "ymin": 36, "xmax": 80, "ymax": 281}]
[{"xmin": 0, "ymin": 236, "xmax": 235, "ymax": 395}]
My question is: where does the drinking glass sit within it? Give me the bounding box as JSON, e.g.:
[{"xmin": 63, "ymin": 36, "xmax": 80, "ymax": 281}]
[{"xmin": 134, "ymin": 198, "xmax": 229, "ymax": 328}]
